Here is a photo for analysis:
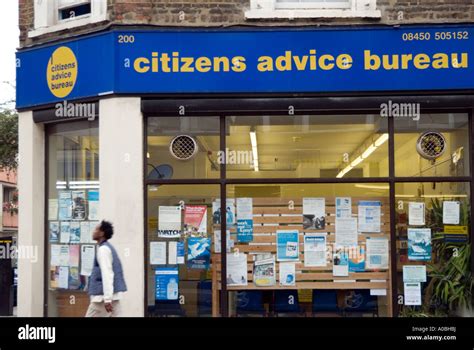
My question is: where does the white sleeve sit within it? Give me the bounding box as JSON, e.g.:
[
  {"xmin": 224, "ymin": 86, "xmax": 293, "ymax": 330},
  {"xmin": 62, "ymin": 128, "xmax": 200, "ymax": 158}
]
[{"xmin": 97, "ymin": 245, "xmax": 114, "ymax": 303}]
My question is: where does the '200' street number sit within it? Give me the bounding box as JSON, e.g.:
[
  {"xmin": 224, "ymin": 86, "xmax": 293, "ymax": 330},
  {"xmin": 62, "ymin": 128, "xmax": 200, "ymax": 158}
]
[{"xmin": 118, "ymin": 35, "xmax": 135, "ymax": 44}]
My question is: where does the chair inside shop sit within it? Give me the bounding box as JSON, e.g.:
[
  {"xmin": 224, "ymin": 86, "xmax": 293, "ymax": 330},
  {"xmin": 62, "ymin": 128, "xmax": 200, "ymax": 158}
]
[
  {"xmin": 149, "ymin": 299, "xmax": 186, "ymax": 317},
  {"xmin": 273, "ymin": 290, "xmax": 305, "ymax": 317},
  {"xmin": 342, "ymin": 290, "xmax": 378, "ymax": 317},
  {"xmin": 197, "ymin": 280, "xmax": 213, "ymax": 317},
  {"xmin": 235, "ymin": 291, "xmax": 267, "ymax": 317},
  {"xmin": 312, "ymin": 290, "xmax": 341, "ymax": 317}
]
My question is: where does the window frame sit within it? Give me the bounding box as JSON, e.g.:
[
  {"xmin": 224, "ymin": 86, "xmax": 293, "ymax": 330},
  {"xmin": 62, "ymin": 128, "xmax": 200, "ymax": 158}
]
[
  {"xmin": 245, "ymin": 0, "xmax": 381, "ymax": 19},
  {"xmin": 142, "ymin": 98, "xmax": 474, "ymax": 318},
  {"xmin": 30, "ymin": 0, "xmax": 107, "ymax": 38},
  {"xmin": 275, "ymin": 0, "xmax": 351, "ymax": 10}
]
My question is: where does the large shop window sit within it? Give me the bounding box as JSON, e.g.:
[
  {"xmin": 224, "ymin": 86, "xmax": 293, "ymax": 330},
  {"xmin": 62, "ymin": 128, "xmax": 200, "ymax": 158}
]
[
  {"xmin": 147, "ymin": 117, "xmax": 220, "ymax": 180},
  {"xmin": 145, "ymin": 112, "xmax": 472, "ymax": 317},
  {"xmin": 224, "ymin": 183, "xmax": 392, "ymax": 317},
  {"xmin": 46, "ymin": 120, "xmax": 99, "ymax": 317},
  {"xmin": 396, "ymin": 182, "xmax": 471, "ymax": 317},
  {"xmin": 146, "ymin": 185, "xmax": 221, "ymax": 317},
  {"xmin": 226, "ymin": 115, "xmax": 388, "ymax": 179}
]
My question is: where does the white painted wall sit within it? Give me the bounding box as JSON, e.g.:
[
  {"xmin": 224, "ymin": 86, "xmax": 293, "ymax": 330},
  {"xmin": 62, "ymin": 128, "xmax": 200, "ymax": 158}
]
[
  {"xmin": 99, "ymin": 97, "xmax": 144, "ymax": 316},
  {"xmin": 17, "ymin": 111, "xmax": 45, "ymax": 317}
]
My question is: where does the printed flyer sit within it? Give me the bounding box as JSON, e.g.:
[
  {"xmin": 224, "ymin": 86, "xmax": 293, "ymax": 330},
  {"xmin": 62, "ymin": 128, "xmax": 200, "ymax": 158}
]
[
  {"xmin": 253, "ymin": 255, "xmax": 276, "ymax": 287},
  {"xmin": 213, "ymin": 230, "xmax": 233, "ymax": 253},
  {"xmin": 80, "ymin": 221, "xmax": 91, "ymax": 243},
  {"xmin": 88, "ymin": 190, "xmax": 100, "ymax": 221},
  {"xmin": 366, "ymin": 237, "xmax": 389, "ymax": 269},
  {"xmin": 150, "ymin": 241, "xmax": 167, "ymax": 265},
  {"xmin": 68, "ymin": 245, "xmax": 80, "ymax": 267},
  {"xmin": 212, "ymin": 199, "xmax": 236, "ymax": 226},
  {"xmin": 403, "ymin": 265, "xmax": 427, "ymax": 283},
  {"xmin": 184, "ymin": 205, "xmax": 207, "ymax": 236},
  {"xmin": 49, "ymin": 221, "xmax": 59, "ymax": 243},
  {"xmin": 404, "ymin": 282, "xmax": 422, "ymax": 306},
  {"xmin": 80, "ymin": 245, "xmax": 95, "ymax": 276},
  {"xmin": 58, "ymin": 245, "xmax": 70, "ymax": 266},
  {"xmin": 348, "ymin": 246, "xmax": 365, "ymax": 272},
  {"xmin": 303, "ymin": 197, "xmax": 326, "ymax": 229},
  {"xmin": 48, "ymin": 199, "xmax": 59, "ymax": 221},
  {"xmin": 408, "ymin": 202, "xmax": 425, "ymax": 226},
  {"xmin": 58, "ymin": 191, "xmax": 72, "ymax": 221},
  {"xmin": 303, "ymin": 234, "xmax": 327, "ymax": 267},
  {"xmin": 226, "ymin": 253, "xmax": 248, "ymax": 286},
  {"xmin": 68, "ymin": 267, "xmax": 81, "ymax": 290},
  {"xmin": 71, "ymin": 190, "xmax": 87, "ymax": 220},
  {"xmin": 279, "ymin": 262, "xmax": 296, "ymax": 286},
  {"xmin": 408, "ymin": 228, "xmax": 432, "ymax": 261},
  {"xmin": 155, "ymin": 267, "xmax": 179, "ymax": 300},
  {"xmin": 69, "ymin": 222, "xmax": 81, "ymax": 244},
  {"xmin": 177, "ymin": 242, "xmax": 185, "ymax": 264},
  {"xmin": 236, "ymin": 197, "xmax": 253, "ymax": 242},
  {"xmin": 187, "ymin": 237, "xmax": 211, "ymax": 269},
  {"xmin": 332, "ymin": 246, "xmax": 349, "ymax": 277},
  {"xmin": 358, "ymin": 201, "xmax": 381, "ymax": 233},
  {"xmin": 60, "ymin": 222, "xmax": 70, "ymax": 243},
  {"xmin": 276, "ymin": 230, "xmax": 299, "ymax": 262},
  {"xmin": 336, "ymin": 197, "xmax": 352, "ymax": 218},
  {"xmin": 335, "ymin": 217, "xmax": 358, "ymax": 246},
  {"xmin": 158, "ymin": 206, "xmax": 182, "ymax": 238},
  {"xmin": 58, "ymin": 266, "xmax": 69, "ymax": 289},
  {"xmin": 443, "ymin": 201, "xmax": 460, "ymax": 225}
]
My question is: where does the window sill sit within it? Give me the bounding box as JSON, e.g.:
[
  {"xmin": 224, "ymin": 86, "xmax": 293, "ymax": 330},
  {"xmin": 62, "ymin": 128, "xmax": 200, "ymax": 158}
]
[
  {"xmin": 28, "ymin": 14, "xmax": 107, "ymax": 38},
  {"xmin": 245, "ymin": 9, "xmax": 382, "ymax": 19}
]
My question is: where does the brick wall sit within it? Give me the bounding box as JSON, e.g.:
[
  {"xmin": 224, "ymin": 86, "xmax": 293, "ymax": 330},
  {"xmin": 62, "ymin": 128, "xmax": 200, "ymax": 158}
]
[{"xmin": 19, "ymin": 0, "xmax": 474, "ymax": 47}]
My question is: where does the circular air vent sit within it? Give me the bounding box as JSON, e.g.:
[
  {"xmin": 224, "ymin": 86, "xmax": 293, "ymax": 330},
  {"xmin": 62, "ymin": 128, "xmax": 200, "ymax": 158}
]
[
  {"xmin": 169, "ymin": 135, "xmax": 198, "ymax": 160},
  {"xmin": 416, "ymin": 131, "xmax": 446, "ymax": 160}
]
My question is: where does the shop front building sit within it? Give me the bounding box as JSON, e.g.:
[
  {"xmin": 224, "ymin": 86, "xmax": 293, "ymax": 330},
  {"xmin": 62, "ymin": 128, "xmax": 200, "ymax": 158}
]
[{"xmin": 16, "ymin": 0, "xmax": 474, "ymax": 317}]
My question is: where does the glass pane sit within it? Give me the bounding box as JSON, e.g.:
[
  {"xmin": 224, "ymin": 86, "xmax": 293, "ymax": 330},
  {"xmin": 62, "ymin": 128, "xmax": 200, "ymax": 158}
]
[
  {"xmin": 395, "ymin": 182, "xmax": 471, "ymax": 317},
  {"xmin": 146, "ymin": 184, "xmax": 221, "ymax": 317},
  {"xmin": 146, "ymin": 117, "xmax": 220, "ymax": 180},
  {"xmin": 46, "ymin": 120, "xmax": 99, "ymax": 317},
  {"xmin": 275, "ymin": 0, "xmax": 350, "ymax": 8},
  {"xmin": 225, "ymin": 183, "xmax": 392, "ymax": 317},
  {"xmin": 226, "ymin": 115, "xmax": 388, "ymax": 179},
  {"xmin": 394, "ymin": 113, "xmax": 469, "ymax": 177}
]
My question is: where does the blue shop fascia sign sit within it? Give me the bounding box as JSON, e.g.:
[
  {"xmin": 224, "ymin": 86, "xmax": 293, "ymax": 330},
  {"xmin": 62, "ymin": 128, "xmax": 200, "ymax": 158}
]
[{"xmin": 16, "ymin": 25, "xmax": 474, "ymax": 109}]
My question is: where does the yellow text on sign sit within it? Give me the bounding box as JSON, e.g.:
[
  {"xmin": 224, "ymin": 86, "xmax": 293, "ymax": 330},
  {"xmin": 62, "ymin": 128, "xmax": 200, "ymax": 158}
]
[
  {"xmin": 444, "ymin": 225, "xmax": 468, "ymax": 234},
  {"xmin": 46, "ymin": 46, "xmax": 78, "ymax": 98}
]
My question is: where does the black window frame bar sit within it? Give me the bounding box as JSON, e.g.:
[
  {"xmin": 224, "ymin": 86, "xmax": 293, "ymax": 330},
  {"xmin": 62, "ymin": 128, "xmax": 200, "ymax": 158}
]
[{"xmin": 143, "ymin": 97, "xmax": 473, "ymax": 318}]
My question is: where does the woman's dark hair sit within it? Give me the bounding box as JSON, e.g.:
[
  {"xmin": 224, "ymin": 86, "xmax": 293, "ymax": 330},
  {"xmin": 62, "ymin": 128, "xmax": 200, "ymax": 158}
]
[{"xmin": 99, "ymin": 220, "xmax": 114, "ymax": 240}]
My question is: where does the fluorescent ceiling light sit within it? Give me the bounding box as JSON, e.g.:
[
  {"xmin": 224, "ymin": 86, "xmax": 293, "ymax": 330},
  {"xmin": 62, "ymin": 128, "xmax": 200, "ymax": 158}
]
[
  {"xmin": 338, "ymin": 133, "xmax": 389, "ymax": 178},
  {"xmin": 69, "ymin": 181, "xmax": 100, "ymax": 185},
  {"xmin": 354, "ymin": 184, "xmax": 389, "ymax": 190},
  {"xmin": 421, "ymin": 194, "xmax": 467, "ymax": 198},
  {"xmin": 336, "ymin": 165, "xmax": 352, "ymax": 178},
  {"xmin": 69, "ymin": 186, "xmax": 100, "ymax": 189},
  {"xmin": 374, "ymin": 133, "xmax": 389, "ymax": 147},
  {"xmin": 250, "ymin": 130, "xmax": 259, "ymax": 172},
  {"xmin": 350, "ymin": 156, "xmax": 363, "ymax": 167},
  {"xmin": 361, "ymin": 144, "xmax": 377, "ymax": 159}
]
